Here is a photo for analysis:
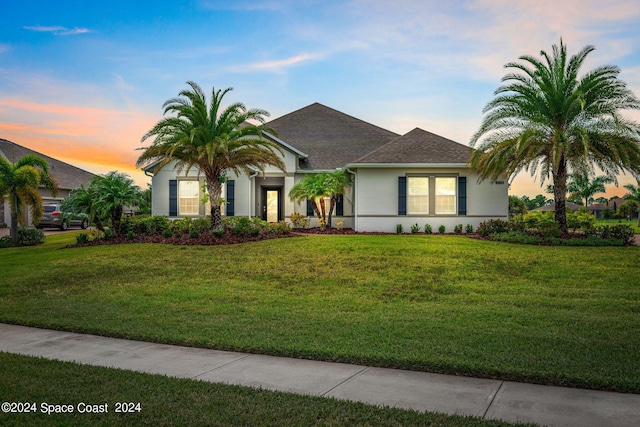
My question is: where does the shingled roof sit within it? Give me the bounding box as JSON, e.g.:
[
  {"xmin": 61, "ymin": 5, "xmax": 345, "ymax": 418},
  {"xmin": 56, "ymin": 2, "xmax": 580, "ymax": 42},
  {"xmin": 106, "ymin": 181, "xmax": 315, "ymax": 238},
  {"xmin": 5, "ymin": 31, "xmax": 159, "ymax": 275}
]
[
  {"xmin": 0, "ymin": 139, "xmax": 95, "ymax": 190},
  {"xmin": 351, "ymin": 127, "xmax": 472, "ymax": 165},
  {"xmin": 267, "ymin": 103, "xmax": 399, "ymax": 170}
]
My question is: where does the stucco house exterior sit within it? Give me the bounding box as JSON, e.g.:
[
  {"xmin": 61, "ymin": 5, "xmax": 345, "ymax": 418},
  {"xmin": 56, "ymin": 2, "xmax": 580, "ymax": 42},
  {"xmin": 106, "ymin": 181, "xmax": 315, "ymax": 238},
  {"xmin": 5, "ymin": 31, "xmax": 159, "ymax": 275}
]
[
  {"xmin": 143, "ymin": 103, "xmax": 508, "ymax": 232},
  {"xmin": 0, "ymin": 138, "xmax": 95, "ymax": 228}
]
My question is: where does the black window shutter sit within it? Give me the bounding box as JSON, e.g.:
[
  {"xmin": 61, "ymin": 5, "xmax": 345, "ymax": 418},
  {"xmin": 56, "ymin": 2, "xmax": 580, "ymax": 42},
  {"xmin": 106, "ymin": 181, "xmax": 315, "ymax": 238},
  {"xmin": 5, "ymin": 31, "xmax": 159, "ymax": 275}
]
[
  {"xmin": 398, "ymin": 177, "xmax": 407, "ymax": 215},
  {"xmin": 458, "ymin": 177, "xmax": 467, "ymax": 216},
  {"xmin": 227, "ymin": 180, "xmax": 235, "ymax": 216},
  {"xmin": 306, "ymin": 200, "xmax": 314, "ymax": 216},
  {"xmin": 336, "ymin": 195, "xmax": 344, "ymax": 216},
  {"xmin": 169, "ymin": 180, "xmax": 177, "ymax": 216}
]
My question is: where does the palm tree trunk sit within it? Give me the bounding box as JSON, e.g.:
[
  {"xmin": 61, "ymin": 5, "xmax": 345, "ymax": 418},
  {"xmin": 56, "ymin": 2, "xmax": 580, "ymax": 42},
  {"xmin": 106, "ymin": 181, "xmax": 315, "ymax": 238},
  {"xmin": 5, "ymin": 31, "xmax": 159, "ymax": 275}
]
[
  {"xmin": 327, "ymin": 196, "xmax": 336, "ymax": 228},
  {"xmin": 10, "ymin": 193, "xmax": 19, "ymax": 242},
  {"xmin": 553, "ymin": 159, "xmax": 569, "ymax": 234},
  {"xmin": 112, "ymin": 206, "xmax": 123, "ymax": 236},
  {"xmin": 310, "ymin": 199, "xmax": 321, "ymax": 220},
  {"xmin": 207, "ymin": 179, "xmax": 223, "ymax": 231}
]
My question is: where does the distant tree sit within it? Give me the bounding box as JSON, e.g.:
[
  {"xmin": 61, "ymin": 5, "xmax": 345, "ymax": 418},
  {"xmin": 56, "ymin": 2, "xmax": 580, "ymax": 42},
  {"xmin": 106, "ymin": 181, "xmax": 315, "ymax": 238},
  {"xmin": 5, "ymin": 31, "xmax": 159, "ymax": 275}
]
[
  {"xmin": 469, "ymin": 40, "xmax": 640, "ymax": 233},
  {"xmin": 567, "ymin": 171, "xmax": 612, "ymax": 207},
  {"xmin": 0, "ymin": 154, "xmax": 58, "ymax": 242},
  {"xmin": 509, "ymin": 195, "xmax": 528, "ymax": 216},
  {"xmin": 617, "ymin": 201, "xmax": 638, "ymax": 220},
  {"xmin": 61, "ymin": 184, "xmax": 106, "ymax": 231}
]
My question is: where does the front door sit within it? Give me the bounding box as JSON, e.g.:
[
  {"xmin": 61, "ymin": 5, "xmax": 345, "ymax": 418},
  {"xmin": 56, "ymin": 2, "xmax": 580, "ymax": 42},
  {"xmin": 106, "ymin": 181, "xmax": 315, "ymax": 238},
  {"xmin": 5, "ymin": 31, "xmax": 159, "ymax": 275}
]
[{"xmin": 261, "ymin": 187, "xmax": 281, "ymax": 222}]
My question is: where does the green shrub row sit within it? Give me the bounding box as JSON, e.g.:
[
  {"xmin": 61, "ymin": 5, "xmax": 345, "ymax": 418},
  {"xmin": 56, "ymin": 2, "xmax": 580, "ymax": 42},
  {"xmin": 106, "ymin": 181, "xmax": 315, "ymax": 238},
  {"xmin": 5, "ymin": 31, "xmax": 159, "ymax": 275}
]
[
  {"xmin": 490, "ymin": 231, "xmax": 626, "ymax": 246},
  {"xmin": 0, "ymin": 227, "xmax": 45, "ymax": 247}
]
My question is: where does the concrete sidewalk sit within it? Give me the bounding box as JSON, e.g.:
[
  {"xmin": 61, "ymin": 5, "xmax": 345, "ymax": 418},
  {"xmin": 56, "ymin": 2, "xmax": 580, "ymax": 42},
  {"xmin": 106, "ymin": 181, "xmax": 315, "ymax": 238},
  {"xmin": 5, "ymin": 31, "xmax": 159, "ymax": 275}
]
[{"xmin": 1, "ymin": 324, "xmax": 639, "ymax": 426}]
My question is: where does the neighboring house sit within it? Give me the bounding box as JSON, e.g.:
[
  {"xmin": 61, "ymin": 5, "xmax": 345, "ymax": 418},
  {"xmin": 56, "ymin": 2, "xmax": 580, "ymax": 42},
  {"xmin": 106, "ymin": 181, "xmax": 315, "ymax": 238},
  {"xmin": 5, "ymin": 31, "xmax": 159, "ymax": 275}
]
[
  {"xmin": 143, "ymin": 103, "xmax": 508, "ymax": 232},
  {"xmin": 588, "ymin": 199, "xmax": 637, "ymax": 218},
  {"xmin": 0, "ymin": 139, "xmax": 95, "ymax": 227},
  {"xmin": 534, "ymin": 202, "xmax": 583, "ymax": 213}
]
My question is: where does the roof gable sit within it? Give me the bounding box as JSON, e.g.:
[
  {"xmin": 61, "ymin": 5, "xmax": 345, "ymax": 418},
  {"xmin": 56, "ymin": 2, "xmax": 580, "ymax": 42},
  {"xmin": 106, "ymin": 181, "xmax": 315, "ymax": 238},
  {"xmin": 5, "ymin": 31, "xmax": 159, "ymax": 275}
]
[
  {"xmin": 351, "ymin": 127, "xmax": 472, "ymax": 165},
  {"xmin": 267, "ymin": 103, "xmax": 399, "ymax": 170},
  {"xmin": 0, "ymin": 139, "xmax": 95, "ymax": 190}
]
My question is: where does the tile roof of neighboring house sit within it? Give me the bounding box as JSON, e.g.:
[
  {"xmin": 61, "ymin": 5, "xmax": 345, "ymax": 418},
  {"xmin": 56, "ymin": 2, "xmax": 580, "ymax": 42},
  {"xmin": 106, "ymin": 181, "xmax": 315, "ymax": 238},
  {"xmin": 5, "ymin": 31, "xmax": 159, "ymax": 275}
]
[
  {"xmin": 351, "ymin": 127, "xmax": 472, "ymax": 164},
  {"xmin": 0, "ymin": 139, "xmax": 95, "ymax": 190},
  {"xmin": 267, "ymin": 103, "xmax": 399, "ymax": 170}
]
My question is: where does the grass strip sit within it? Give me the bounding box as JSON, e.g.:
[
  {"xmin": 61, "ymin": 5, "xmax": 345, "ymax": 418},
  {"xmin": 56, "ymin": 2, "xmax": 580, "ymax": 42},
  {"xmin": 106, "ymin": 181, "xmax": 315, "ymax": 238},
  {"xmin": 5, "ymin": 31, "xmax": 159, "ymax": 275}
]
[{"xmin": 0, "ymin": 352, "xmax": 531, "ymax": 426}]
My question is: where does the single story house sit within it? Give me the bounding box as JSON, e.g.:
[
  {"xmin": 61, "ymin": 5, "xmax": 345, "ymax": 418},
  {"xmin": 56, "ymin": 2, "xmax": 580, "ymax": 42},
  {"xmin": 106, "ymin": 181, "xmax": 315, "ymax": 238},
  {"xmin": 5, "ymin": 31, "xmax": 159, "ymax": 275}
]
[
  {"xmin": 143, "ymin": 103, "xmax": 508, "ymax": 232},
  {"xmin": 588, "ymin": 199, "xmax": 637, "ymax": 218},
  {"xmin": 534, "ymin": 202, "xmax": 583, "ymax": 213},
  {"xmin": 0, "ymin": 138, "xmax": 95, "ymax": 227}
]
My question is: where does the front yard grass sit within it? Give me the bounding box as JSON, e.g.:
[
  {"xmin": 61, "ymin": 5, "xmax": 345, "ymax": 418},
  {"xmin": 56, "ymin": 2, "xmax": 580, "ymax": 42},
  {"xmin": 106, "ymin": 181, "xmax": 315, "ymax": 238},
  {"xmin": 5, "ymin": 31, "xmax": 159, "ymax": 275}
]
[
  {"xmin": 1, "ymin": 233, "xmax": 639, "ymax": 393},
  {"xmin": 0, "ymin": 353, "xmax": 529, "ymax": 427}
]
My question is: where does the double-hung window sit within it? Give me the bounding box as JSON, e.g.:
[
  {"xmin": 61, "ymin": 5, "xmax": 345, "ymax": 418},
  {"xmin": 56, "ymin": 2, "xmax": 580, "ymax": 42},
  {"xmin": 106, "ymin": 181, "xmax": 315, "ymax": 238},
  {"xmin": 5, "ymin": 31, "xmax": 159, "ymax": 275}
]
[
  {"xmin": 407, "ymin": 177, "xmax": 429, "ymax": 214},
  {"xmin": 178, "ymin": 180, "xmax": 199, "ymax": 215},
  {"xmin": 435, "ymin": 177, "xmax": 456, "ymax": 214}
]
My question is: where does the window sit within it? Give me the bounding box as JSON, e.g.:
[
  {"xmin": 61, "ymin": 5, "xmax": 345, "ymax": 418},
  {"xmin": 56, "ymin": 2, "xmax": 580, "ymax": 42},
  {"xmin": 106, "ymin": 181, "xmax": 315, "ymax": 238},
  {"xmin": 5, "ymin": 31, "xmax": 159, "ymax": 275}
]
[
  {"xmin": 178, "ymin": 180, "xmax": 199, "ymax": 215},
  {"xmin": 435, "ymin": 177, "xmax": 456, "ymax": 214},
  {"xmin": 407, "ymin": 177, "xmax": 429, "ymax": 214}
]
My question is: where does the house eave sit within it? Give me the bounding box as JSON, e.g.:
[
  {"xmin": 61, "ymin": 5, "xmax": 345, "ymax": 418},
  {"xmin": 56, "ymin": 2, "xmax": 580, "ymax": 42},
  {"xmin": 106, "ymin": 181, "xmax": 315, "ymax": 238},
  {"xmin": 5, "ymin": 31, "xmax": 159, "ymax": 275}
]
[
  {"xmin": 262, "ymin": 131, "xmax": 309, "ymax": 159},
  {"xmin": 346, "ymin": 162, "xmax": 468, "ymax": 169}
]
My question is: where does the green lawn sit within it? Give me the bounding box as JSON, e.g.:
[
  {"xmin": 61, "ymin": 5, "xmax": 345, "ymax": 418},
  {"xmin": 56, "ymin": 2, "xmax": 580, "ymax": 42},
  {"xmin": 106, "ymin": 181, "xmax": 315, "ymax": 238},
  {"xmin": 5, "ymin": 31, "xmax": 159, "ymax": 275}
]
[
  {"xmin": 0, "ymin": 353, "xmax": 529, "ymax": 427},
  {"xmin": 1, "ymin": 232, "xmax": 639, "ymax": 393}
]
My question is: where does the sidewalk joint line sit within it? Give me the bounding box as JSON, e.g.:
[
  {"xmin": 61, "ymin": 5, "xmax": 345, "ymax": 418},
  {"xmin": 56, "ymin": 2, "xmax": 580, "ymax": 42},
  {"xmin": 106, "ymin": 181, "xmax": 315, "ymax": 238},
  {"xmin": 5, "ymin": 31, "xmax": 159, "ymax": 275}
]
[
  {"xmin": 192, "ymin": 354, "xmax": 253, "ymax": 379},
  {"xmin": 483, "ymin": 380, "xmax": 503, "ymax": 419},
  {"xmin": 320, "ymin": 366, "xmax": 369, "ymax": 397}
]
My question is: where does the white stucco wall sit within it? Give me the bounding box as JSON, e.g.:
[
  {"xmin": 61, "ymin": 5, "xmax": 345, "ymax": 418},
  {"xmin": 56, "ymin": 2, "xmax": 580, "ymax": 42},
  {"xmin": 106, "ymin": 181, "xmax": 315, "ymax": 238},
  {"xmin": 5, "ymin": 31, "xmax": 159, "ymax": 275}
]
[{"xmin": 353, "ymin": 167, "xmax": 507, "ymax": 233}]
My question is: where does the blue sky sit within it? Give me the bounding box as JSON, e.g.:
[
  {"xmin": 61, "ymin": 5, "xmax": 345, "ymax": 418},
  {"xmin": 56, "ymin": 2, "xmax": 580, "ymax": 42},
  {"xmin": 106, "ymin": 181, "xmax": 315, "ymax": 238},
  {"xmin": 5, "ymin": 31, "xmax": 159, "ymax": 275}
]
[{"xmin": 1, "ymin": 0, "xmax": 640, "ymax": 196}]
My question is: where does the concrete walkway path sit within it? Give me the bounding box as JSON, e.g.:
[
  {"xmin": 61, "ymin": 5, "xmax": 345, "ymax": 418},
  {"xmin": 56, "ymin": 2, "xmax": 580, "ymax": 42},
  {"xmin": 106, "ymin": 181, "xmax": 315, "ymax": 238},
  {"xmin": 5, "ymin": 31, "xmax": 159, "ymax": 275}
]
[{"xmin": 2, "ymin": 324, "xmax": 639, "ymax": 426}]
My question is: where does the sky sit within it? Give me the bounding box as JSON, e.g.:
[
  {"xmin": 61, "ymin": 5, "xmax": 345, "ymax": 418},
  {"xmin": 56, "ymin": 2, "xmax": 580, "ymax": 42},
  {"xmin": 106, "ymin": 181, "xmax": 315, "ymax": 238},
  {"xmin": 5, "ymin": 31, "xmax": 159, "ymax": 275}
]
[{"xmin": 1, "ymin": 0, "xmax": 640, "ymax": 198}]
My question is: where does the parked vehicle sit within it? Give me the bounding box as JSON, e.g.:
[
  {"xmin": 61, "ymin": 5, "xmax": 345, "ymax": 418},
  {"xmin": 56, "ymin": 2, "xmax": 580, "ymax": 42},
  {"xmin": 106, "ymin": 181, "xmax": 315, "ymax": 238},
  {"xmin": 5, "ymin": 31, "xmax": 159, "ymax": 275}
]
[{"xmin": 37, "ymin": 204, "xmax": 89, "ymax": 230}]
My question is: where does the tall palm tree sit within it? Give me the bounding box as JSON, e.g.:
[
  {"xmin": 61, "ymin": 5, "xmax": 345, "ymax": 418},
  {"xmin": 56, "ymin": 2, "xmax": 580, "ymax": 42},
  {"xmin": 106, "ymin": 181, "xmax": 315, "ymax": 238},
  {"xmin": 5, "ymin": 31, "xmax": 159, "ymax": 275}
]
[
  {"xmin": 567, "ymin": 171, "xmax": 612, "ymax": 207},
  {"xmin": 137, "ymin": 81, "xmax": 285, "ymax": 230},
  {"xmin": 0, "ymin": 154, "xmax": 58, "ymax": 242},
  {"xmin": 469, "ymin": 40, "xmax": 640, "ymax": 233}
]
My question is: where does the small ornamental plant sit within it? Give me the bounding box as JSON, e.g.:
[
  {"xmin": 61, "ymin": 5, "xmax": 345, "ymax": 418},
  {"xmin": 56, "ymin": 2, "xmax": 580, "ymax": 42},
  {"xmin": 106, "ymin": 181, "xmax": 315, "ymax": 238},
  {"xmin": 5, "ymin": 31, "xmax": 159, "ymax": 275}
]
[
  {"xmin": 396, "ymin": 224, "xmax": 403, "ymax": 234},
  {"xmin": 318, "ymin": 217, "xmax": 326, "ymax": 231},
  {"xmin": 410, "ymin": 223, "xmax": 421, "ymax": 234},
  {"xmin": 336, "ymin": 221, "xmax": 344, "ymax": 230},
  {"xmin": 438, "ymin": 224, "xmax": 446, "ymax": 234},
  {"xmin": 465, "ymin": 224, "xmax": 474, "ymax": 234},
  {"xmin": 424, "ymin": 224, "xmax": 432, "ymax": 234},
  {"xmin": 454, "ymin": 224, "xmax": 463, "ymax": 234}
]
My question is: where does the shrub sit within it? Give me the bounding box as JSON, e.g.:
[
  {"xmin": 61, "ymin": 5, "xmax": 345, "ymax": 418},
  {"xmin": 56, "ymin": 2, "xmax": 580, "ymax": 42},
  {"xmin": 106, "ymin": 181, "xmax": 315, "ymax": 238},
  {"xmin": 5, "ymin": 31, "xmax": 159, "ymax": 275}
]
[
  {"xmin": 477, "ymin": 219, "xmax": 509, "ymax": 237},
  {"xmin": 191, "ymin": 216, "xmax": 211, "ymax": 234},
  {"xmin": 16, "ymin": 227, "xmax": 45, "ymax": 246},
  {"xmin": 0, "ymin": 235, "xmax": 14, "ymax": 248},
  {"xmin": 172, "ymin": 217, "xmax": 193, "ymax": 234},
  {"xmin": 212, "ymin": 229, "xmax": 225, "ymax": 238},
  {"xmin": 127, "ymin": 230, "xmax": 135, "ymax": 240},
  {"xmin": 454, "ymin": 224, "xmax": 463, "ymax": 234},
  {"xmin": 162, "ymin": 228, "xmax": 173, "ymax": 238},
  {"xmin": 189, "ymin": 229, "xmax": 199, "ymax": 239},
  {"xmin": 491, "ymin": 231, "xmax": 544, "ymax": 245},
  {"xmin": 424, "ymin": 224, "xmax": 432, "ymax": 234},
  {"xmin": 335, "ymin": 221, "xmax": 344, "ymax": 230},
  {"xmin": 103, "ymin": 228, "xmax": 113, "ymax": 240},
  {"xmin": 232, "ymin": 217, "xmax": 256, "ymax": 236},
  {"xmin": 289, "ymin": 212, "xmax": 310, "ymax": 229},
  {"xmin": 268, "ymin": 221, "xmax": 291, "ymax": 234},
  {"xmin": 588, "ymin": 224, "xmax": 635, "ymax": 245},
  {"xmin": 410, "ymin": 223, "xmax": 420, "ymax": 234},
  {"xmin": 465, "ymin": 224, "xmax": 474, "ymax": 234},
  {"xmin": 396, "ymin": 224, "xmax": 403, "ymax": 234},
  {"xmin": 88, "ymin": 229, "xmax": 105, "ymax": 241},
  {"xmin": 76, "ymin": 233, "xmax": 89, "ymax": 244},
  {"xmin": 438, "ymin": 224, "xmax": 446, "ymax": 234}
]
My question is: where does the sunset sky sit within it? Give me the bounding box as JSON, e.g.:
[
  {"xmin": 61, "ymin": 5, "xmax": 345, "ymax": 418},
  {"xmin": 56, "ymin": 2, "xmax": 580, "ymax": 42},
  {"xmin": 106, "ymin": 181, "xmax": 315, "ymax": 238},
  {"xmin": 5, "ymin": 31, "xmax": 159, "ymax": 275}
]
[{"xmin": 1, "ymin": 1, "xmax": 640, "ymax": 197}]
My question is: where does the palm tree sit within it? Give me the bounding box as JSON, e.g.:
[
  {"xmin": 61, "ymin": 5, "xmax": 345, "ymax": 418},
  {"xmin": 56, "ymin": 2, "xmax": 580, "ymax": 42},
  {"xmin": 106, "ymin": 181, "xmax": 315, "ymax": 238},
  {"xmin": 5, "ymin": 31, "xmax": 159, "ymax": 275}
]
[
  {"xmin": 137, "ymin": 81, "xmax": 285, "ymax": 230},
  {"xmin": 61, "ymin": 184, "xmax": 106, "ymax": 232},
  {"xmin": 90, "ymin": 171, "xmax": 141, "ymax": 235},
  {"xmin": 289, "ymin": 174, "xmax": 324, "ymax": 222},
  {"xmin": 469, "ymin": 40, "xmax": 640, "ymax": 233},
  {"xmin": 322, "ymin": 170, "xmax": 352, "ymax": 227},
  {"xmin": 0, "ymin": 154, "xmax": 58, "ymax": 242},
  {"xmin": 623, "ymin": 183, "xmax": 640, "ymax": 225},
  {"xmin": 567, "ymin": 171, "xmax": 612, "ymax": 207}
]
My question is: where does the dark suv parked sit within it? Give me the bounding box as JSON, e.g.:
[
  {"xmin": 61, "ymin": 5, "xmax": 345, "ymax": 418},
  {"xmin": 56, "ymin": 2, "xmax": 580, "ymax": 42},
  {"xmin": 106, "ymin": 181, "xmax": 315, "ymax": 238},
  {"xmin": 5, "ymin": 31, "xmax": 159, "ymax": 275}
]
[{"xmin": 37, "ymin": 204, "xmax": 89, "ymax": 231}]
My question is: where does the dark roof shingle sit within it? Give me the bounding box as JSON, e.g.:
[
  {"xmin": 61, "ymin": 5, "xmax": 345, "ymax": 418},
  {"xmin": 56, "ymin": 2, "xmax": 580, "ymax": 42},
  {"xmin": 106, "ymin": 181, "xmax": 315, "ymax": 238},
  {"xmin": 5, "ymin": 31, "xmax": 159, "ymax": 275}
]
[
  {"xmin": 267, "ymin": 103, "xmax": 399, "ymax": 170},
  {"xmin": 352, "ymin": 127, "xmax": 472, "ymax": 164},
  {"xmin": 0, "ymin": 139, "xmax": 95, "ymax": 190}
]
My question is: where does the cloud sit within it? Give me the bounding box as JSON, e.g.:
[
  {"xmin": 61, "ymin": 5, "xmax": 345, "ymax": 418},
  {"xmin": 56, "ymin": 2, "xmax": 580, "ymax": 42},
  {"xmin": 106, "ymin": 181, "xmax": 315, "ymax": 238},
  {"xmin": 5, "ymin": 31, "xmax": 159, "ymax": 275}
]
[
  {"xmin": 228, "ymin": 53, "xmax": 324, "ymax": 73},
  {"xmin": 23, "ymin": 25, "xmax": 92, "ymax": 36},
  {"xmin": 0, "ymin": 44, "xmax": 9, "ymax": 54}
]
